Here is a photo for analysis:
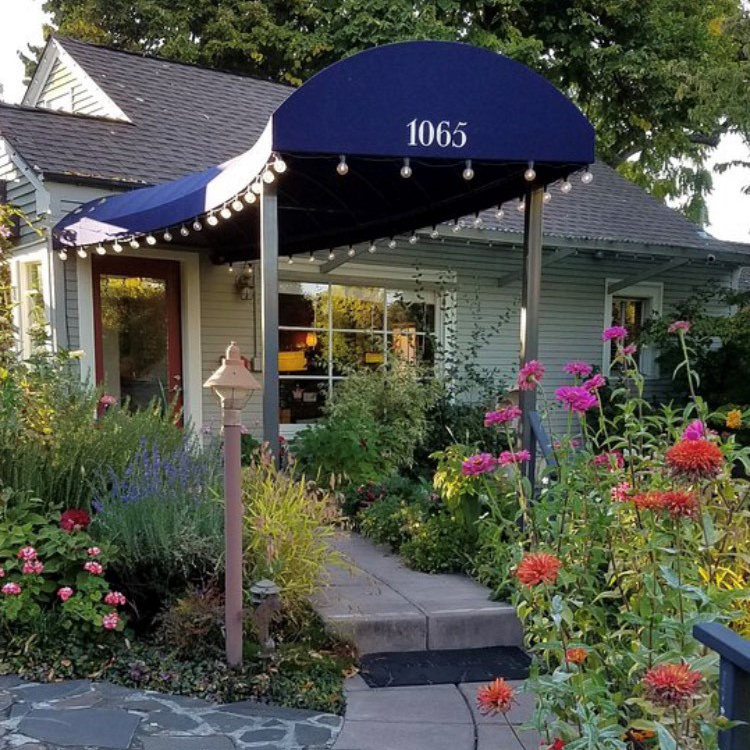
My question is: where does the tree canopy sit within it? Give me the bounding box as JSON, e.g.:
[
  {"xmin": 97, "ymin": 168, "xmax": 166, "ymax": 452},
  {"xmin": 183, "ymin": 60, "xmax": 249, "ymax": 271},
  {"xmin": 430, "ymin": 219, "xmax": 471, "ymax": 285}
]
[{"xmin": 32, "ymin": 0, "xmax": 750, "ymax": 219}]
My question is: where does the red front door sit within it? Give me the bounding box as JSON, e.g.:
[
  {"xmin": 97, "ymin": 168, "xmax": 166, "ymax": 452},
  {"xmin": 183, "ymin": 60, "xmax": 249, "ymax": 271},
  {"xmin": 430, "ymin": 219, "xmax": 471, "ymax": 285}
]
[{"xmin": 92, "ymin": 256, "xmax": 183, "ymax": 414}]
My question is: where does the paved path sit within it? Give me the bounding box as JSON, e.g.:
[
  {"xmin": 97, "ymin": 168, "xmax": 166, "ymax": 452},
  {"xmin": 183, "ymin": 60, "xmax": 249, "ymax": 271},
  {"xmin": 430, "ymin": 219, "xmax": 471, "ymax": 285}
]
[
  {"xmin": 0, "ymin": 676, "xmax": 342, "ymax": 750},
  {"xmin": 331, "ymin": 675, "xmax": 540, "ymax": 750},
  {"xmin": 313, "ymin": 533, "xmax": 522, "ymax": 654}
]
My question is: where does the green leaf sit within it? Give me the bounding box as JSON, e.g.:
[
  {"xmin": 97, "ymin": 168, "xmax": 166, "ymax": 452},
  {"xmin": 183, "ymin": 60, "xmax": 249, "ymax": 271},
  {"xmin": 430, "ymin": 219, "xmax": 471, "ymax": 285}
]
[{"xmin": 654, "ymin": 722, "xmax": 677, "ymax": 750}]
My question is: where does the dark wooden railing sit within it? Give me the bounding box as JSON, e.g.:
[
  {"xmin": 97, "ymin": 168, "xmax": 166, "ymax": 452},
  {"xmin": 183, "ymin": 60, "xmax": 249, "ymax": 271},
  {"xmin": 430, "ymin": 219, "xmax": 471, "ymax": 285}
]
[{"xmin": 694, "ymin": 622, "xmax": 750, "ymax": 750}]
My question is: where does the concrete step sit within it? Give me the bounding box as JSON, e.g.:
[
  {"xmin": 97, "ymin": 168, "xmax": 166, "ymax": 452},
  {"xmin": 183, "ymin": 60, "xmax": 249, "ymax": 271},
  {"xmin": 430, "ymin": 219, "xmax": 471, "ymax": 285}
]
[{"xmin": 312, "ymin": 532, "xmax": 523, "ymax": 655}]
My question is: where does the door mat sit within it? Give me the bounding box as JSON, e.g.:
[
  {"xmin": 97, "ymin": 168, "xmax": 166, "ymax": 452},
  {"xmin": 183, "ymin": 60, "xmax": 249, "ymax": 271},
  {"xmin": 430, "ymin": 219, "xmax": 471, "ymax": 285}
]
[{"xmin": 359, "ymin": 646, "xmax": 531, "ymax": 688}]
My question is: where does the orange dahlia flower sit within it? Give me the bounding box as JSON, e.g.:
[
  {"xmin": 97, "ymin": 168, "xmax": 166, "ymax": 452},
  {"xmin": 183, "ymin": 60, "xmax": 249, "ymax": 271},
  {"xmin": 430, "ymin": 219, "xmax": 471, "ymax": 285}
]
[
  {"xmin": 515, "ymin": 552, "xmax": 562, "ymax": 587},
  {"xmin": 665, "ymin": 439, "xmax": 722, "ymax": 480},
  {"xmin": 565, "ymin": 647, "xmax": 588, "ymax": 664},
  {"xmin": 726, "ymin": 409, "xmax": 742, "ymax": 430},
  {"xmin": 642, "ymin": 662, "xmax": 702, "ymax": 707},
  {"xmin": 476, "ymin": 677, "xmax": 515, "ymax": 715},
  {"xmin": 632, "ymin": 490, "xmax": 663, "ymax": 511}
]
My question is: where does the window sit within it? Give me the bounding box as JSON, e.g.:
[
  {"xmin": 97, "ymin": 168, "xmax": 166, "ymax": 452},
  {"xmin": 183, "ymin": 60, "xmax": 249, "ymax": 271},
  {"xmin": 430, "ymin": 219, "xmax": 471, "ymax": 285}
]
[
  {"xmin": 278, "ymin": 281, "xmax": 436, "ymax": 426},
  {"xmin": 610, "ymin": 297, "xmax": 644, "ymax": 366},
  {"xmin": 20, "ymin": 261, "xmax": 45, "ymax": 356}
]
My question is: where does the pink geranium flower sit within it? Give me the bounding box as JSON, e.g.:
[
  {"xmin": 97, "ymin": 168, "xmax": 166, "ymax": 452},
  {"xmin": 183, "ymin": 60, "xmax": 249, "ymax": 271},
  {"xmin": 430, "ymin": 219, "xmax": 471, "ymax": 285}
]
[
  {"xmin": 668, "ymin": 320, "xmax": 691, "ymax": 335},
  {"xmin": 102, "ymin": 612, "xmax": 120, "ymax": 630},
  {"xmin": 593, "ymin": 451, "xmax": 624, "ymax": 470},
  {"xmin": 84, "ymin": 561, "xmax": 104, "ymax": 575},
  {"xmin": 57, "ymin": 586, "xmax": 74, "ymax": 602},
  {"xmin": 564, "ymin": 361, "xmax": 593, "ymax": 378},
  {"xmin": 583, "ymin": 373, "xmax": 606, "ymax": 392},
  {"xmin": 484, "ymin": 406, "xmax": 522, "ymax": 426},
  {"xmin": 104, "ymin": 591, "xmax": 127, "ymax": 606},
  {"xmin": 517, "ymin": 360, "xmax": 545, "ymax": 391},
  {"xmin": 498, "ymin": 449, "xmax": 531, "ymax": 466},
  {"xmin": 555, "ymin": 386, "xmax": 598, "ymax": 413},
  {"xmin": 17, "ymin": 546, "xmax": 37, "ymax": 561},
  {"xmin": 462, "ymin": 453, "xmax": 497, "ymax": 475},
  {"xmin": 602, "ymin": 325, "xmax": 628, "ymax": 341},
  {"xmin": 682, "ymin": 419, "xmax": 706, "ymax": 441},
  {"xmin": 610, "ymin": 481, "xmax": 632, "ymax": 502},
  {"xmin": 2, "ymin": 582, "xmax": 21, "ymax": 595},
  {"xmin": 87, "ymin": 547, "xmax": 102, "ymax": 556},
  {"xmin": 22, "ymin": 560, "xmax": 44, "ymax": 575}
]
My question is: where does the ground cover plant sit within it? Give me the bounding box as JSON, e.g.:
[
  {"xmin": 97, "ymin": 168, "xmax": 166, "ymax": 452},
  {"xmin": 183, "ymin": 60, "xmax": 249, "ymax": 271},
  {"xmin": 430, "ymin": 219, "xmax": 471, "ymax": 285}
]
[{"xmin": 469, "ymin": 324, "xmax": 750, "ymax": 749}]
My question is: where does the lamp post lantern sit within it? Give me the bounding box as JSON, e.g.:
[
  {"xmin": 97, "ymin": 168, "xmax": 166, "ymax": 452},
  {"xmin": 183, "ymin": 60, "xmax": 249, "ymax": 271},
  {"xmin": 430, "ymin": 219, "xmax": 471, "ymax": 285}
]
[{"xmin": 204, "ymin": 341, "xmax": 261, "ymax": 667}]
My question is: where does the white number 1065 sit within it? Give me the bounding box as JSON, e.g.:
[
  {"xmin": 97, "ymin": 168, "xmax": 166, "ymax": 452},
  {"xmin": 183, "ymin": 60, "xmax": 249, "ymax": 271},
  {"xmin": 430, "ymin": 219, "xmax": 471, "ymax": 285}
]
[{"xmin": 407, "ymin": 119, "xmax": 468, "ymax": 148}]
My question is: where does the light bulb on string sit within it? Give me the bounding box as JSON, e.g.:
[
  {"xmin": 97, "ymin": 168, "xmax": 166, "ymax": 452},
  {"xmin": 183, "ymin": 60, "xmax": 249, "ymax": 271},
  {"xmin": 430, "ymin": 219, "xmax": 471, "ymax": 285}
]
[
  {"xmin": 113, "ymin": 241, "xmax": 123, "ymax": 252},
  {"xmin": 244, "ymin": 190, "xmax": 257, "ymax": 204},
  {"xmin": 462, "ymin": 160, "xmax": 474, "ymax": 181},
  {"xmin": 96, "ymin": 244, "xmax": 106, "ymax": 255},
  {"xmin": 251, "ymin": 181, "xmax": 262, "ymax": 195},
  {"xmin": 262, "ymin": 169, "xmax": 275, "ymax": 184},
  {"xmin": 207, "ymin": 213, "xmax": 219, "ymax": 227},
  {"xmin": 328, "ymin": 249, "xmax": 335, "ymax": 261},
  {"xmin": 347, "ymin": 245, "xmax": 356, "ymax": 257},
  {"xmin": 77, "ymin": 248, "xmax": 87, "ymax": 258},
  {"xmin": 272, "ymin": 154, "xmax": 287, "ymax": 173},
  {"xmin": 561, "ymin": 180, "xmax": 573, "ymax": 194},
  {"xmin": 400, "ymin": 158, "xmax": 412, "ymax": 179},
  {"xmin": 517, "ymin": 199, "xmax": 525, "ymax": 213},
  {"xmin": 287, "ymin": 255, "xmax": 294, "ymax": 265},
  {"xmin": 495, "ymin": 207, "xmax": 505, "ymax": 220},
  {"xmin": 192, "ymin": 219, "xmax": 203, "ymax": 232},
  {"xmin": 581, "ymin": 169, "xmax": 593, "ymax": 184},
  {"xmin": 231, "ymin": 199, "xmax": 244, "ymax": 212},
  {"xmin": 368, "ymin": 242, "xmax": 377, "ymax": 254},
  {"xmin": 409, "ymin": 232, "xmax": 418, "ymax": 245},
  {"xmin": 129, "ymin": 237, "xmax": 140, "ymax": 249},
  {"xmin": 308, "ymin": 252, "xmax": 315, "ymax": 263},
  {"xmin": 472, "ymin": 213, "xmax": 482, "ymax": 228},
  {"xmin": 524, "ymin": 161, "xmax": 536, "ymax": 182},
  {"xmin": 543, "ymin": 192, "xmax": 552, "ymax": 204},
  {"xmin": 163, "ymin": 230, "xmax": 173, "ymax": 242},
  {"xmin": 388, "ymin": 238, "xmax": 397, "ymax": 250},
  {"xmin": 336, "ymin": 155, "xmax": 348, "ymax": 176},
  {"xmin": 58, "ymin": 250, "xmax": 68, "ymax": 261},
  {"xmin": 228, "ymin": 263, "xmax": 234, "ymax": 274},
  {"xmin": 220, "ymin": 206, "xmax": 232, "ymax": 220},
  {"xmin": 180, "ymin": 225, "xmax": 190, "ymax": 237},
  {"xmin": 452, "ymin": 220, "xmax": 461, "ymax": 233},
  {"xmin": 146, "ymin": 234, "xmax": 156, "ymax": 246},
  {"xmin": 429, "ymin": 226, "xmax": 439, "ymax": 239}
]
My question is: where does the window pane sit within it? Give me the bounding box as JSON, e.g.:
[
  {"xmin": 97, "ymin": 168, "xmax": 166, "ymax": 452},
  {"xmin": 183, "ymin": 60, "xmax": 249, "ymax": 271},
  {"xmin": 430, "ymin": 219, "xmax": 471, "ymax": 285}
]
[
  {"xmin": 280, "ymin": 378, "xmax": 327, "ymax": 424},
  {"xmin": 279, "ymin": 329, "xmax": 327, "ymax": 375},
  {"xmin": 388, "ymin": 332, "xmax": 435, "ymax": 366},
  {"xmin": 611, "ymin": 297, "xmax": 644, "ymax": 365},
  {"xmin": 387, "ymin": 291, "xmax": 435, "ymax": 333},
  {"xmin": 279, "ymin": 282, "xmax": 328, "ymax": 328},
  {"xmin": 331, "ymin": 332, "xmax": 384, "ymax": 374},
  {"xmin": 330, "ymin": 285, "xmax": 384, "ymax": 330}
]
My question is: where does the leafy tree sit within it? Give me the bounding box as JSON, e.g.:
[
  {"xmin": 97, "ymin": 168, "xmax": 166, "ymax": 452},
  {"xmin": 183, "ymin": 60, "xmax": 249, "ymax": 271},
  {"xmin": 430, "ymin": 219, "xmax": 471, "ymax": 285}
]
[{"xmin": 29, "ymin": 0, "xmax": 750, "ymax": 217}]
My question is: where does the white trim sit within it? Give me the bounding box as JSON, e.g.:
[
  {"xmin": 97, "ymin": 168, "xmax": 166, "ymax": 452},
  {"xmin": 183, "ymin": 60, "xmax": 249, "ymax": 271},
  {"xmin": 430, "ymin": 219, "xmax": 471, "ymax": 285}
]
[
  {"xmin": 10, "ymin": 241, "xmax": 52, "ymax": 357},
  {"xmin": 603, "ymin": 278, "xmax": 663, "ymax": 377},
  {"xmin": 75, "ymin": 248, "xmax": 203, "ymax": 429},
  {"xmin": 0, "ymin": 138, "xmax": 50, "ymax": 217},
  {"xmin": 21, "ymin": 41, "xmax": 58, "ymax": 107}
]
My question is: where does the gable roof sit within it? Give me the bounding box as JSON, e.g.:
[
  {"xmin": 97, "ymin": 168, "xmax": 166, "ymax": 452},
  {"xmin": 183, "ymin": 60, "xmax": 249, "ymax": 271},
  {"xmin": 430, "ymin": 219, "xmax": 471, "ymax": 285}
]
[{"xmin": 0, "ymin": 35, "xmax": 747, "ymax": 257}]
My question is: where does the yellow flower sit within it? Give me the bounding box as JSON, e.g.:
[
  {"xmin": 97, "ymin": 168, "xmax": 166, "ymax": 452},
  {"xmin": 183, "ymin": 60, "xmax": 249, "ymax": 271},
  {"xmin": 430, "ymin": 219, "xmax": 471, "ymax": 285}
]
[{"xmin": 726, "ymin": 409, "xmax": 742, "ymax": 430}]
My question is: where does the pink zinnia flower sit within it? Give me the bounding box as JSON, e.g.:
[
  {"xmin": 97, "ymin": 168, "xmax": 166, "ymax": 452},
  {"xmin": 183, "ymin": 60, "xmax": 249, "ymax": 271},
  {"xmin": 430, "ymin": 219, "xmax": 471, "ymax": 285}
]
[
  {"xmin": 564, "ymin": 361, "xmax": 593, "ymax": 378},
  {"xmin": 484, "ymin": 406, "xmax": 522, "ymax": 426},
  {"xmin": 84, "ymin": 561, "xmax": 104, "ymax": 575},
  {"xmin": 104, "ymin": 591, "xmax": 127, "ymax": 606},
  {"xmin": 668, "ymin": 320, "xmax": 691, "ymax": 335},
  {"xmin": 102, "ymin": 612, "xmax": 120, "ymax": 630},
  {"xmin": 622, "ymin": 344, "xmax": 638, "ymax": 356},
  {"xmin": 682, "ymin": 419, "xmax": 706, "ymax": 441},
  {"xmin": 498, "ymin": 449, "xmax": 531, "ymax": 466},
  {"xmin": 610, "ymin": 481, "xmax": 631, "ymax": 502},
  {"xmin": 22, "ymin": 560, "xmax": 44, "ymax": 575},
  {"xmin": 18, "ymin": 546, "xmax": 37, "ymax": 561},
  {"xmin": 2, "ymin": 582, "xmax": 21, "ymax": 595},
  {"xmin": 0, "ymin": 567, "xmax": 4, "ymax": 578},
  {"xmin": 517, "ymin": 360, "xmax": 545, "ymax": 391},
  {"xmin": 87, "ymin": 547, "xmax": 102, "ymax": 556},
  {"xmin": 602, "ymin": 325, "xmax": 628, "ymax": 341},
  {"xmin": 593, "ymin": 450, "xmax": 624, "ymax": 470},
  {"xmin": 582, "ymin": 373, "xmax": 606, "ymax": 392},
  {"xmin": 642, "ymin": 663, "xmax": 702, "ymax": 707},
  {"xmin": 57, "ymin": 586, "xmax": 74, "ymax": 602},
  {"xmin": 99, "ymin": 394, "xmax": 117, "ymax": 407},
  {"xmin": 462, "ymin": 453, "xmax": 497, "ymax": 475},
  {"xmin": 555, "ymin": 385, "xmax": 598, "ymax": 413}
]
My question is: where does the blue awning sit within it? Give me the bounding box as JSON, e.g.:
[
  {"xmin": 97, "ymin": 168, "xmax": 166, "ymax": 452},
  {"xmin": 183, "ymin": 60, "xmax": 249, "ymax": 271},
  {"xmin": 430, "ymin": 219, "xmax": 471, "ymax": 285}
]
[{"xmin": 53, "ymin": 41, "xmax": 595, "ymax": 257}]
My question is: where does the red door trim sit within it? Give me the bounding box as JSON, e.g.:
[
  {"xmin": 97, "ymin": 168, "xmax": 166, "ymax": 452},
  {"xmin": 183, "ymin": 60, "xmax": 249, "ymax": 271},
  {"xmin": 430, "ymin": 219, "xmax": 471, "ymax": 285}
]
[{"xmin": 91, "ymin": 256, "xmax": 183, "ymax": 415}]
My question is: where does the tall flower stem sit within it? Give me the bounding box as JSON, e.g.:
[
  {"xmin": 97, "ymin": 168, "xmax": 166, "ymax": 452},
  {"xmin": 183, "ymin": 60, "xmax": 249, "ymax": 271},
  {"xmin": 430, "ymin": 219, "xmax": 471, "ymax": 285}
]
[{"xmin": 678, "ymin": 331, "xmax": 698, "ymax": 406}]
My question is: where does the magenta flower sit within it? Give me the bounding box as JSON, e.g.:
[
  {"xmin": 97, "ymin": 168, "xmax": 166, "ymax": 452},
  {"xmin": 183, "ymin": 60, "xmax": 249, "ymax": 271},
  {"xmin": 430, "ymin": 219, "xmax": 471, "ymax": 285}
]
[
  {"xmin": 593, "ymin": 451, "xmax": 624, "ymax": 470},
  {"xmin": 87, "ymin": 547, "xmax": 101, "ymax": 557},
  {"xmin": 498, "ymin": 449, "xmax": 531, "ymax": 466},
  {"xmin": 602, "ymin": 325, "xmax": 628, "ymax": 342},
  {"xmin": 564, "ymin": 361, "xmax": 594, "ymax": 378},
  {"xmin": 517, "ymin": 360, "xmax": 545, "ymax": 391},
  {"xmin": 682, "ymin": 419, "xmax": 707, "ymax": 441},
  {"xmin": 84, "ymin": 561, "xmax": 104, "ymax": 576},
  {"xmin": 17, "ymin": 546, "xmax": 37, "ymax": 561},
  {"xmin": 555, "ymin": 385, "xmax": 598, "ymax": 413},
  {"xmin": 104, "ymin": 591, "xmax": 127, "ymax": 606},
  {"xmin": 583, "ymin": 373, "xmax": 606, "ymax": 392},
  {"xmin": 484, "ymin": 406, "xmax": 522, "ymax": 426},
  {"xmin": 57, "ymin": 586, "xmax": 74, "ymax": 602},
  {"xmin": 99, "ymin": 394, "xmax": 117, "ymax": 407},
  {"xmin": 22, "ymin": 560, "xmax": 44, "ymax": 575},
  {"xmin": 668, "ymin": 320, "xmax": 691, "ymax": 335},
  {"xmin": 0, "ymin": 567, "xmax": 4, "ymax": 578},
  {"xmin": 462, "ymin": 453, "xmax": 497, "ymax": 475},
  {"xmin": 610, "ymin": 481, "xmax": 632, "ymax": 502},
  {"xmin": 102, "ymin": 612, "xmax": 120, "ymax": 630},
  {"xmin": 622, "ymin": 344, "xmax": 638, "ymax": 356},
  {"xmin": 2, "ymin": 582, "xmax": 21, "ymax": 595}
]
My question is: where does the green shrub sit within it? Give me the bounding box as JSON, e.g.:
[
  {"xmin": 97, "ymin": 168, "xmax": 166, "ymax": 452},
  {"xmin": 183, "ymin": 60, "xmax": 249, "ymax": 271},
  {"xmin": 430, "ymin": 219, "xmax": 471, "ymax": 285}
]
[
  {"xmin": 399, "ymin": 512, "xmax": 471, "ymax": 573},
  {"xmin": 358, "ymin": 495, "xmax": 424, "ymax": 549}
]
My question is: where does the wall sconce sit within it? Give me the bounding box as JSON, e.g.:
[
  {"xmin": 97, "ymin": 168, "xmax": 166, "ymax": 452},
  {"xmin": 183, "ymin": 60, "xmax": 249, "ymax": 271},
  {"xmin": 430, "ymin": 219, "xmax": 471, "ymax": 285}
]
[{"xmin": 235, "ymin": 263, "xmax": 254, "ymax": 300}]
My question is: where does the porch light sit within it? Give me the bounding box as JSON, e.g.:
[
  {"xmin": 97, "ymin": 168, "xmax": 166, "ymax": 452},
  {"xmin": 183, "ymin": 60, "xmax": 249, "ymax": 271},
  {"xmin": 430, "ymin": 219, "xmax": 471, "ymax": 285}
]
[
  {"xmin": 429, "ymin": 227, "xmax": 439, "ymax": 239},
  {"xmin": 336, "ymin": 155, "xmax": 349, "ymax": 175},
  {"xmin": 462, "ymin": 159, "xmax": 474, "ymax": 181},
  {"xmin": 192, "ymin": 219, "xmax": 203, "ymax": 231},
  {"xmin": 146, "ymin": 234, "xmax": 157, "ymax": 245},
  {"xmin": 231, "ymin": 199, "xmax": 244, "ymax": 212},
  {"xmin": 495, "ymin": 207, "xmax": 505, "ymax": 220},
  {"xmin": 113, "ymin": 241, "xmax": 123, "ymax": 252},
  {"xmin": 368, "ymin": 242, "xmax": 377, "ymax": 253},
  {"xmin": 400, "ymin": 158, "xmax": 412, "ymax": 178},
  {"xmin": 409, "ymin": 232, "xmax": 418, "ymax": 244},
  {"xmin": 271, "ymin": 154, "xmax": 287, "ymax": 173},
  {"xmin": 388, "ymin": 238, "xmax": 396, "ymax": 249},
  {"xmin": 347, "ymin": 245, "xmax": 356, "ymax": 257},
  {"xmin": 204, "ymin": 341, "xmax": 261, "ymax": 668},
  {"xmin": 220, "ymin": 206, "xmax": 232, "ymax": 219},
  {"xmin": 524, "ymin": 161, "xmax": 536, "ymax": 182},
  {"xmin": 96, "ymin": 244, "xmax": 106, "ymax": 255},
  {"xmin": 58, "ymin": 250, "xmax": 68, "ymax": 260},
  {"xmin": 207, "ymin": 213, "xmax": 219, "ymax": 227},
  {"xmin": 244, "ymin": 190, "xmax": 257, "ymax": 204},
  {"xmin": 129, "ymin": 238, "xmax": 140, "ymax": 249},
  {"xmin": 262, "ymin": 170, "xmax": 275, "ymax": 184},
  {"xmin": 561, "ymin": 180, "xmax": 573, "ymax": 194},
  {"xmin": 163, "ymin": 230, "xmax": 173, "ymax": 242},
  {"xmin": 582, "ymin": 169, "xmax": 594, "ymax": 184},
  {"xmin": 77, "ymin": 248, "xmax": 87, "ymax": 258}
]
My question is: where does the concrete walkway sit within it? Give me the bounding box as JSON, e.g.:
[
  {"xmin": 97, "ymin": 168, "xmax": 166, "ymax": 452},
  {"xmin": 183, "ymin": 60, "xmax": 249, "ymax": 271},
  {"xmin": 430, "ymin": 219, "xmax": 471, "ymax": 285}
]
[
  {"xmin": 331, "ymin": 675, "xmax": 540, "ymax": 750},
  {"xmin": 313, "ymin": 533, "xmax": 522, "ymax": 654}
]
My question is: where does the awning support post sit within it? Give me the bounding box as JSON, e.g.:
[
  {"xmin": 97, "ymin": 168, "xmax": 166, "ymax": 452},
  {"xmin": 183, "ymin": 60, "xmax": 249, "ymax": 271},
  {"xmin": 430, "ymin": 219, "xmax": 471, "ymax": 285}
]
[
  {"xmin": 261, "ymin": 180, "xmax": 280, "ymax": 459},
  {"xmin": 520, "ymin": 186, "xmax": 544, "ymax": 487}
]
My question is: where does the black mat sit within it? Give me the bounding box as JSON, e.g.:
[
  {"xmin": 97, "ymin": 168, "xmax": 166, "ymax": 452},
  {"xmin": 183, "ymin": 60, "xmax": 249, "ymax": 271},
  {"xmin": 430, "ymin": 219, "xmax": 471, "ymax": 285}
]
[{"xmin": 359, "ymin": 646, "xmax": 531, "ymax": 688}]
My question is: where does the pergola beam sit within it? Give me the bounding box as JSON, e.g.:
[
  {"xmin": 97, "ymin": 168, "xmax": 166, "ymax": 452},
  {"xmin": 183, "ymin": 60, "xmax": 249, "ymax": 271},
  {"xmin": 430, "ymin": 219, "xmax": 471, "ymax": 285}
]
[
  {"xmin": 319, "ymin": 243, "xmax": 370, "ymax": 273},
  {"xmin": 497, "ymin": 247, "xmax": 576, "ymax": 287},
  {"xmin": 607, "ymin": 257, "xmax": 690, "ymax": 294}
]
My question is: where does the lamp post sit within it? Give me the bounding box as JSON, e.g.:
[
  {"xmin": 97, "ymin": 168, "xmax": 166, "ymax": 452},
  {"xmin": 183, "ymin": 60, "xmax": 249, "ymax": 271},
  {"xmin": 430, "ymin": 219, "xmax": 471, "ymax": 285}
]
[{"xmin": 204, "ymin": 341, "xmax": 261, "ymax": 667}]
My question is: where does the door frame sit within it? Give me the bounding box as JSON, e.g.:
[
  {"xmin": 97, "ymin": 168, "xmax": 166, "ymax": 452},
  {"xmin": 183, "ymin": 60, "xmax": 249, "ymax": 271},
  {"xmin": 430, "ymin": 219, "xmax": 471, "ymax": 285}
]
[{"xmin": 91, "ymin": 255, "xmax": 184, "ymax": 413}]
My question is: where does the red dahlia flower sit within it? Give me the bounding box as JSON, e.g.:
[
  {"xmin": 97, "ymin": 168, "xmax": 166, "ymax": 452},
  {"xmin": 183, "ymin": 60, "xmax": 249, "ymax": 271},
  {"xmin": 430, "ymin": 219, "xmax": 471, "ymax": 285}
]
[
  {"xmin": 659, "ymin": 490, "xmax": 698, "ymax": 518},
  {"xmin": 60, "ymin": 508, "xmax": 91, "ymax": 532},
  {"xmin": 665, "ymin": 439, "xmax": 723, "ymax": 480},
  {"xmin": 476, "ymin": 678, "xmax": 515, "ymax": 715},
  {"xmin": 515, "ymin": 552, "xmax": 561, "ymax": 587},
  {"xmin": 642, "ymin": 662, "xmax": 702, "ymax": 707}
]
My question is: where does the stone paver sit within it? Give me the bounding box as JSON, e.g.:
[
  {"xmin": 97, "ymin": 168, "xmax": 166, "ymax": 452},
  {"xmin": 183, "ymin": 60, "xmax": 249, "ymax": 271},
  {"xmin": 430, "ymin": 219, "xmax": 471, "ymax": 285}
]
[
  {"xmin": 313, "ymin": 533, "xmax": 522, "ymax": 654},
  {"xmin": 0, "ymin": 678, "xmax": 342, "ymax": 750}
]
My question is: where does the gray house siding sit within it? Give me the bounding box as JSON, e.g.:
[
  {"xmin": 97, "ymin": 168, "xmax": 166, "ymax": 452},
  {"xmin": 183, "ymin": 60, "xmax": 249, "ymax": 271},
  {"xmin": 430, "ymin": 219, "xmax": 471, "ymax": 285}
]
[{"xmin": 0, "ymin": 141, "xmax": 38, "ymax": 239}]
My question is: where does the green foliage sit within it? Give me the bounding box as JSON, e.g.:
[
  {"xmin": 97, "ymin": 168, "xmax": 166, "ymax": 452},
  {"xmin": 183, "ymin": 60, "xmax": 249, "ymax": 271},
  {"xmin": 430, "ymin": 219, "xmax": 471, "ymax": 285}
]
[
  {"xmin": 242, "ymin": 457, "xmax": 342, "ymax": 612},
  {"xmin": 399, "ymin": 512, "xmax": 472, "ymax": 573},
  {"xmin": 358, "ymin": 494, "xmax": 423, "ymax": 550}
]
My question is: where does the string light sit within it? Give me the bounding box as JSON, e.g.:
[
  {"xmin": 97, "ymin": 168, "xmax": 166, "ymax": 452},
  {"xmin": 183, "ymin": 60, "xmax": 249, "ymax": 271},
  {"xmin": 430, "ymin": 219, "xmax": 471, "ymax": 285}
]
[
  {"xmin": 96, "ymin": 244, "xmax": 106, "ymax": 255},
  {"xmin": 163, "ymin": 231, "xmax": 173, "ymax": 242},
  {"xmin": 400, "ymin": 158, "xmax": 412, "ymax": 179},
  {"xmin": 452, "ymin": 220, "xmax": 461, "ymax": 233},
  {"xmin": 231, "ymin": 199, "xmax": 244, "ymax": 212},
  {"xmin": 328, "ymin": 249, "xmax": 335, "ymax": 261},
  {"xmin": 287, "ymin": 255, "xmax": 294, "ymax": 264},
  {"xmin": 543, "ymin": 192, "xmax": 552, "ymax": 204},
  {"xmin": 262, "ymin": 169, "xmax": 275, "ymax": 184},
  {"xmin": 368, "ymin": 242, "xmax": 377, "ymax": 254},
  {"xmin": 495, "ymin": 207, "xmax": 505, "ymax": 220},
  {"xmin": 524, "ymin": 161, "xmax": 536, "ymax": 182},
  {"xmin": 517, "ymin": 199, "xmax": 525, "ymax": 213},
  {"xmin": 462, "ymin": 159, "xmax": 474, "ymax": 181},
  {"xmin": 409, "ymin": 232, "xmax": 418, "ymax": 244},
  {"xmin": 308, "ymin": 251, "xmax": 315, "ymax": 263},
  {"xmin": 561, "ymin": 180, "xmax": 573, "ymax": 194},
  {"xmin": 77, "ymin": 248, "xmax": 87, "ymax": 258},
  {"xmin": 192, "ymin": 219, "xmax": 203, "ymax": 232},
  {"xmin": 388, "ymin": 238, "xmax": 397, "ymax": 249},
  {"xmin": 58, "ymin": 250, "xmax": 68, "ymax": 260},
  {"xmin": 228, "ymin": 263, "xmax": 234, "ymax": 274},
  {"xmin": 429, "ymin": 226, "xmax": 439, "ymax": 239},
  {"xmin": 220, "ymin": 206, "xmax": 232, "ymax": 220},
  {"xmin": 146, "ymin": 234, "xmax": 156, "ymax": 245},
  {"xmin": 581, "ymin": 169, "xmax": 594, "ymax": 184},
  {"xmin": 472, "ymin": 213, "xmax": 483, "ymax": 228},
  {"xmin": 207, "ymin": 213, "xmax": 219, "ymax": 227},
  {"xmin": 113, "ymin": 241, "xmax": 123, "ymax": 252},
  {"xmin": 347, "ymin": 245, "xmax": 356, "ymax": 257},
  {"xmin": 129, "ymin": 238, "xmax": 140, "ymax": 249},
  {"xmin": 272, "ymin": 154, "xmax": 287, "ymax": 173},
  {"xmin": 336, "ymin": 155, "xmax": 349, "ymax": 176},
  {"xmin": 244, "ymin": 190, "xmax": 257, "ymax": 205},
  {"xmin": 251, "ymin": 181, "xmax": 262, "ymax": 195},
  {"xmin": 180, "ymin": 225, "xmax": 190, "ymax": 237}
]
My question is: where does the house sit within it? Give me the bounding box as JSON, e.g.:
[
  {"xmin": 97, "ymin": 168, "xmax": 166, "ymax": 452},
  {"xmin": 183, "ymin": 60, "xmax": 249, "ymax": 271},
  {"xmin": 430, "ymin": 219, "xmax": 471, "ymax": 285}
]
[{"xmin": 2, "ymin": 36, "xmax": 749, "ymax": 440}]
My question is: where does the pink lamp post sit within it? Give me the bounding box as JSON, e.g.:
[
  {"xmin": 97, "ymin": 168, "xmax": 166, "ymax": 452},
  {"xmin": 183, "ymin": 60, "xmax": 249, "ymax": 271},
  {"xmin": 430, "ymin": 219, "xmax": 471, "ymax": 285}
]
[{"xmin": 204, "ymin": 341, "xmax": 261, "ymax": 667}]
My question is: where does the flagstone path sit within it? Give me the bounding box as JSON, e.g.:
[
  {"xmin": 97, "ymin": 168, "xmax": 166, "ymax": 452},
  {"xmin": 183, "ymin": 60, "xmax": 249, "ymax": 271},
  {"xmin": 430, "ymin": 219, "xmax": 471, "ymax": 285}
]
[{"xmin": 0, "ymin": 676, "xmax": 342, "ymax": 750}]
